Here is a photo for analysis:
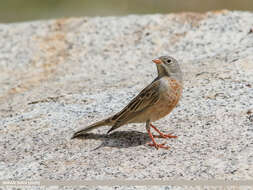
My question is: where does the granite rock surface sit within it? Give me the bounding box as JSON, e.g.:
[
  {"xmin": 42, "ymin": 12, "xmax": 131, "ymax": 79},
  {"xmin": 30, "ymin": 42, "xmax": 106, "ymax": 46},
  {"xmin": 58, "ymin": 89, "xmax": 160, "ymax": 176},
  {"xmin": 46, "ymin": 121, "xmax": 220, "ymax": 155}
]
[{"xmin": 0, "ymin": 10, "xmax": 253, "ymax": 180}]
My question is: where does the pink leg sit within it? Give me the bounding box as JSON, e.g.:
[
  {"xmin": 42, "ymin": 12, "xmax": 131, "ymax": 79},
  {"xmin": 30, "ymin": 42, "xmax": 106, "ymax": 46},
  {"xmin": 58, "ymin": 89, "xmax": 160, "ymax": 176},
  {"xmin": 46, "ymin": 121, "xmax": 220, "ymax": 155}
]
[
  {"xmin": 146, "ymin": 128, "xmax": 170, "ymax": 150},
  {"xmin": 150, "ymin": 124, "xmax": 177, "ymax": 138}
]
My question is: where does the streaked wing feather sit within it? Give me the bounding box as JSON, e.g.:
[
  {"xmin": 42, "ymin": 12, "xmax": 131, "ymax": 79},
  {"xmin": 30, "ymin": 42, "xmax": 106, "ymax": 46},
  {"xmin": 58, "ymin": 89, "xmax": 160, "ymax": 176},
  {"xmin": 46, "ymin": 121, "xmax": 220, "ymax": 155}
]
[
  {"xmin": 107, "ymin": 80, "xmax": 161, "ymax": 133},
  {"xmin": 117, "ymin": 80, "xmax": 160, "ymax": 119}
]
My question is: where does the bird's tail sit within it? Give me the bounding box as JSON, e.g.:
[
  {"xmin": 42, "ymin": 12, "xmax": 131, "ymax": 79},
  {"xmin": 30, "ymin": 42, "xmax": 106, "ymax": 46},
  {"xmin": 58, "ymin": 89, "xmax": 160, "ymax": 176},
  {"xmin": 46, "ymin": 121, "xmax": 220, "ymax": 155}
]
[{"xmin": 71, "ymin": 118, "xmax": 112, "ymax": 139}]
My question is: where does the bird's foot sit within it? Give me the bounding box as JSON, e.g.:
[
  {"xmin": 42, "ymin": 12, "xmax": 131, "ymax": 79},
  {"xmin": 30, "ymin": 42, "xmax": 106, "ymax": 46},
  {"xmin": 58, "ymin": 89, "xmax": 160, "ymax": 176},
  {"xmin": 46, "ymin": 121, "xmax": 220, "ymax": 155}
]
[
  {"xmin": 148, "ymin": 142, "xmax": 170, "ymax": 150},
  {"xmin": 150, "ymin": 124, "xmax": 177, "ymax": 139},
  {"xmin": 153, "ymin": 133, "xmax": 177, "ymax": 139},
  {"xmin": 146, "ymin": 127, "xmax": 171, "ymax": 150}
]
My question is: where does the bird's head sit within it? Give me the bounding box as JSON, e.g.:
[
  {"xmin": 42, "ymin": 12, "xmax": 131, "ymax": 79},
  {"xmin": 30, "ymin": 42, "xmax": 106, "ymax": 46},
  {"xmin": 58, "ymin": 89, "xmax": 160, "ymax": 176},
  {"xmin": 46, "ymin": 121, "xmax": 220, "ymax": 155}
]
[{"xmin": 152, "ymin": 56, "xmax": 182, "ymax": 82}]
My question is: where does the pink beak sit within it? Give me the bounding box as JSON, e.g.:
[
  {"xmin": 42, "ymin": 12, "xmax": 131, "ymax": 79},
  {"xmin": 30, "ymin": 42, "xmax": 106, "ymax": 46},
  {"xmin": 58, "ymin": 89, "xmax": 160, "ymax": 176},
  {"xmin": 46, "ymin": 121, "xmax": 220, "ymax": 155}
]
[{"xmin": 152, "ymin": 59, "xmax": 162, "ymax": 64}]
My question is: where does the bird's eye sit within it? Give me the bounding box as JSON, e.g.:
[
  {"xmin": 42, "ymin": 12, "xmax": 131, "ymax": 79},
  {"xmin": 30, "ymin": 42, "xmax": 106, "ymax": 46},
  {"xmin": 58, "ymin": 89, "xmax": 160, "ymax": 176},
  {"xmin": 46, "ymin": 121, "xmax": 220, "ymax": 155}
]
[{"xmin": 167, "ymin": 59, "xmax": 171, "ymax": 64}]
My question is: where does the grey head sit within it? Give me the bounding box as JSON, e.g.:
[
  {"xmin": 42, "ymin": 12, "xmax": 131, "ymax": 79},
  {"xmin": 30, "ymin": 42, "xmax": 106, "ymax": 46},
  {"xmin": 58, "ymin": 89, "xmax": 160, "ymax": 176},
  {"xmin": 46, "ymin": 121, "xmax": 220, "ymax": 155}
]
[{"xmin": 152, "ymin": 56, "xmax": 183, "ymax": 83}]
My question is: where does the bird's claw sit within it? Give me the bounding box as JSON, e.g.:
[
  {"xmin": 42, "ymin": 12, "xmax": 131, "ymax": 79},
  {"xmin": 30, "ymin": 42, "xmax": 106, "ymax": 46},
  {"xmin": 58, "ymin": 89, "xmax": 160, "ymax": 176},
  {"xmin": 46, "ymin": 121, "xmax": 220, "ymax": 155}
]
[
  {"xmin": 148, "ymin": 142, "xmax": 170, "ymax": 150},
  {"xmin": 153, "ymin": 133, "xmax": 177, "ymax": 139}
]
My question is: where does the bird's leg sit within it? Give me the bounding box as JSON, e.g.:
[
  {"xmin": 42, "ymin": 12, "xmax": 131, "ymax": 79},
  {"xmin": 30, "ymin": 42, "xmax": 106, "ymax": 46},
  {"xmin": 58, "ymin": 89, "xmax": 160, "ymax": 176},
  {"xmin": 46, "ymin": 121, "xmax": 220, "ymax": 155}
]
[
  {"xmin": 150, "ymin": 123, "xmax": 177, "ymax": 139},
  {"xmin": 146, "ymin": 120, "xmax": 169, "ymax": 149}
]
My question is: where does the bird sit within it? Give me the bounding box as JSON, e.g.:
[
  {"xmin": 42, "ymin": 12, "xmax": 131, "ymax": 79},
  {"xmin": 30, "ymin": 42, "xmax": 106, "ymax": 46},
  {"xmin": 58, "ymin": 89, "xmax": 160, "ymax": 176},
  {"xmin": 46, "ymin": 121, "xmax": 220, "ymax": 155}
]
[{"xmin": 71, "ymin": 56, "xmax": 183, "ymax": 149}]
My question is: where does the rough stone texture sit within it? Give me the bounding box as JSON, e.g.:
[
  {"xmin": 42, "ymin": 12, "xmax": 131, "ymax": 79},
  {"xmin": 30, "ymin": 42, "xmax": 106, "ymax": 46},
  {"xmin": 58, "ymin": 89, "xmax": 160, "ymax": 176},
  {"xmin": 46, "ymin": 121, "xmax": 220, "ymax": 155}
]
[{"xmin": 0, "ymin": 10, "xmax": 253, "ymax": 182}]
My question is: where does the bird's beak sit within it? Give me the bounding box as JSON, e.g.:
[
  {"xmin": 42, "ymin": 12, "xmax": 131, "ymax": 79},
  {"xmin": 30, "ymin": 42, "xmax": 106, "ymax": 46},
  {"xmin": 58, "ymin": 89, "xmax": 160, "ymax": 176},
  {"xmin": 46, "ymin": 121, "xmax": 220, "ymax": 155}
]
[{"xmin": 152, "ymin": 59, "xmax": 162, "ymax": 64}]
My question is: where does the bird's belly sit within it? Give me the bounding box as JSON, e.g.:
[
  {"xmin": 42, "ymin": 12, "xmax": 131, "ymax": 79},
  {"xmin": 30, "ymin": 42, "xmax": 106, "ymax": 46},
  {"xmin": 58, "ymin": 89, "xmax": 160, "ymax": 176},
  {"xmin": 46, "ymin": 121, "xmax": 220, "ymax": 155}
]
[
  {"xmin": 131, "ymin": 94, "xmax": 180, "ymax": 123},
  {"xmin": 150, "ymin": 99, "xmax": 176, "ymax": 121},
  {"xmin": 150, "ymin": 89, "xmax": 181, "ymax": 121}
]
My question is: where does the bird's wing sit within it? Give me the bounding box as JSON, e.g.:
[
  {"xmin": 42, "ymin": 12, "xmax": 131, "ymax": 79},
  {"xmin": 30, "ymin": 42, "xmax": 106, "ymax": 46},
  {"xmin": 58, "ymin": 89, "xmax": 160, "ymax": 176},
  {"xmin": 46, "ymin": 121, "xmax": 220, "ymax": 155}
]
[{"xmin": 107, "ymin": 80, "xmax": 161, "ymax": 133}]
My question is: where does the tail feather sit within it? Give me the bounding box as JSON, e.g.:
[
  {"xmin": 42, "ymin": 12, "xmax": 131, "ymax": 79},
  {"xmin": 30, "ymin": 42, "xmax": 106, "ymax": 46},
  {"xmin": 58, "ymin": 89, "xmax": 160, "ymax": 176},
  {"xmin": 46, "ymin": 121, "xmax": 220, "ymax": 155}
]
[{"xmin": 71, "ymin": 118, "xmax": 111, "ymax": 139}]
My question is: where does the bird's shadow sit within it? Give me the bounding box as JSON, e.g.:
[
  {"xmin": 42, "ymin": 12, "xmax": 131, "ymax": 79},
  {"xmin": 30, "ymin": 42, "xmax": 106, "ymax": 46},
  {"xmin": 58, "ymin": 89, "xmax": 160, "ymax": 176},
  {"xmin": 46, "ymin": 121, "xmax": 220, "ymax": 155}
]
[{"xmin": 73, "ymin": 130, "xmax": 151, "ymax": 150}]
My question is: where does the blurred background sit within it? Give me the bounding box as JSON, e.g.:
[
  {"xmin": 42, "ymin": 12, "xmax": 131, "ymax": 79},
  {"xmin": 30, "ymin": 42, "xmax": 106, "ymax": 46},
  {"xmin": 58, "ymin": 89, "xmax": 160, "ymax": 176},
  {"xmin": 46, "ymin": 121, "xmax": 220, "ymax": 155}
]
[{"xmin": 1, "ymin": 0, "xmax": 253, "ymax": 23}]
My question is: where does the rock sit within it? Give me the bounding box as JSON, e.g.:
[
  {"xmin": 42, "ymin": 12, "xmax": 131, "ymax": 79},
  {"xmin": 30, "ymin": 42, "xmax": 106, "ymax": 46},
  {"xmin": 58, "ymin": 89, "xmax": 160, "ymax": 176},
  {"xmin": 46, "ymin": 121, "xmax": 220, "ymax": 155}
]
[{"xmin": 0, "ymin": 10, "xmax": 253, "ymax": 181}]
